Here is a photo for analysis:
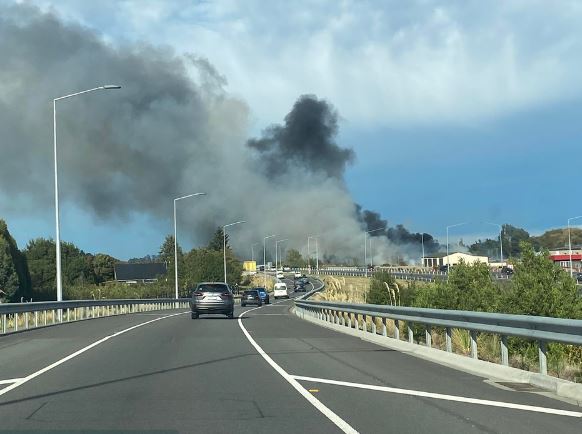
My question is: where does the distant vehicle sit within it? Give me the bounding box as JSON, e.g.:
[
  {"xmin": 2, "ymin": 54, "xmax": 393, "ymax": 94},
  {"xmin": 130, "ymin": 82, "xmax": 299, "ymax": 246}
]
[
  {"xmin": 283, "ymin": 266, "xmax": 291, "ymax": 272},
  {"xmin": 500, "ymin": 266, "xmax": 514, "ymax": 276},
  {"xmin": 259, "ymin": 265, "xmax": 265, "ymax": 271},
  {"xmin": 300, "ymin": 277, "xmax": 309, "ymax": 286},
  {"xmin": 294, "ymin": 280, "xmax": 306, "ymax": 292},
  {"xmin": 274, "ymin": 282, "xmax": 289, "ymax": 299},
  {"xmin": 576, "ymin": 272, "xmax": 582, "ymax": 283},
  {"xmin": 276, "ymin": 271, "xmax": 284, "ymax": 279},
  {"xmin": 241, "ymin": 289, "xmax": 262, "ymax": 307},
  {"xmin": 294, "ymin": 272, "xmax": 302, "ymax": 279},
  {"xmin": 190, "ymin": 282, "xmax": 234, "ymax": 319},
  {"xmin": 255, "ymin": 287, "xmax": 270, "ymax": 304},
  {"xmin": 439, "ymin": 264, "xmax": 450, "ymax": 272}
]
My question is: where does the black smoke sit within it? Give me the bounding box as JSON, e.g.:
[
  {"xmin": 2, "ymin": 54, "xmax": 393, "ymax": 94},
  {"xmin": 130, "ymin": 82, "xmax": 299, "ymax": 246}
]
[{"xmin": 247, "ymin": 95, "xmax": 355, "ymax": 179}]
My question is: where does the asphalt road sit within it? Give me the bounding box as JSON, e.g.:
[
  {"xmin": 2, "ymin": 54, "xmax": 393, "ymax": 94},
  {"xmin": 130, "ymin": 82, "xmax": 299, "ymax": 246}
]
[{"xmin": 1, "ymin": 277, "xmax": 581, "ymax": 433}]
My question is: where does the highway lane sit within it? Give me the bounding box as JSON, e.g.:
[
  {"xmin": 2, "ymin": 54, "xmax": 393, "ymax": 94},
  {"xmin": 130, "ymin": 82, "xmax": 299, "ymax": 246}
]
[{"xmin": 0, "ymin": 278, "xmax": 581, "ymax": 433}]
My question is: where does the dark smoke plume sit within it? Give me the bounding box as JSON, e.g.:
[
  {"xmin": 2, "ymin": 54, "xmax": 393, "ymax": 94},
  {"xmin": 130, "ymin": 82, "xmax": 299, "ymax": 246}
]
[{"xmin": 247, "ymin": 95, "xmax": 355, "ymax": 179}]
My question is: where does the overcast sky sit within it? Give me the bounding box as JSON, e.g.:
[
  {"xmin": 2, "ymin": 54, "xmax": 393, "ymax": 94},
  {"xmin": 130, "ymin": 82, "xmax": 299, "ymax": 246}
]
[{"xmin": 4, "ymin": 0, "xmax": 582, "ymax": 259}]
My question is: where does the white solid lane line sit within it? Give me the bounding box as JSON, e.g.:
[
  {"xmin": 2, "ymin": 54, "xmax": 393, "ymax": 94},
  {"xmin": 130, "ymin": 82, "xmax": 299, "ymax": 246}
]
[
  {"xmin": 291, "ymin": 375, "xmax": 582, "ymax": 419},
  {"xmin": 0, "ymin": 378, "xmax": 24, "ymax": 385},
  {"xmin": 0, "ymin": 311, "xmax": 188, "ymax": 398},
  {"xmin": 238, "ymin": 305, "xmax": 359, "ymax": 434}
]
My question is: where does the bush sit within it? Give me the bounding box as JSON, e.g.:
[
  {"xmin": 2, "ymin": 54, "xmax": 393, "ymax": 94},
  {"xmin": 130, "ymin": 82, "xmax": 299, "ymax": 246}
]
[{"xmin": 368, "ymin": 271, "xmax": 397, "ymax": 305}]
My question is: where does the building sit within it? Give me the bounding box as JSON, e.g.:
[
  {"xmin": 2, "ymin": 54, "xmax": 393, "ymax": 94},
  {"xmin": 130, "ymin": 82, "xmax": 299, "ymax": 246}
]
[
  {"xmin": 423, "ymin": 252, "xmax": 489, "ymax": 268},
  {"xmin": 548, "ymin": 248, "xmax": 582, "ymax": 271},
  {"xmin": 113, "ymin": 262, "xmax": 167, "ymax": 284}
]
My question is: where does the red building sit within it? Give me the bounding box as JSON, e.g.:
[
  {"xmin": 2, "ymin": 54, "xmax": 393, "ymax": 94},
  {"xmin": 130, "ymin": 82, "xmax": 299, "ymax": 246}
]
[{"xmin": 549, "ymin": 250, "xmax": 582, "ymax": 271}]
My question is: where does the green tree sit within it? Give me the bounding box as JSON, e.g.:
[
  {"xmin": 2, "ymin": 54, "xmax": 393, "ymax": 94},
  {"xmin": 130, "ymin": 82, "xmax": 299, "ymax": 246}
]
[
  {"xmin": 207, "ymin": 228, "xmax": 228, "ymax": 251},
  {"xmin": 501, "ymin": 242, "xmax": 582, "ymax": 318},
  {"xmin": 0, "ymin": 219, "xmax": 31, "ymax": 301},
  {"xmin": 183, "ymin": 247, "xmax": 242, "ymax": 290},
  {"xmin": 93, "ymin": 253, "xmax": 117, "ymax": 283},
  {"xmin": 24, "ymin": 238, "xmax": 56, "ymax": 300},
  {"xmin": 0, "ymin": 237, "xmax": 19, "ymax": 301},
  {"xmin": 158, "ymin": 235, "xmax": 183, "ymax": 286},
  {"xmin": 285, "ymin": 249, "xmax": 305, "ymax": 268},
  {"xmin": 414, "ymin": 261, "xmax": 500, "ymax": 312}
]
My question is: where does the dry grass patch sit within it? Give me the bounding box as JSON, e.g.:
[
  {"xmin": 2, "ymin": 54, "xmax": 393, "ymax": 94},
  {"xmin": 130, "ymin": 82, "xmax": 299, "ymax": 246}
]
[{"xmin": 312, "ymin": 276, "xmax": 369, "ymax": 303}]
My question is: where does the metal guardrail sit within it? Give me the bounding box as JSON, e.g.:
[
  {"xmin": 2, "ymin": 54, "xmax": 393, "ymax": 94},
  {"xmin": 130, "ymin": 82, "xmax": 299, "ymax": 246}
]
[
  {"xmin": 0, "ymin": 298, "xmax": 190, "ymax": 335},
  {"xmin": 293, "ymin": 299, "xmax": 582, "ymax": 376}
]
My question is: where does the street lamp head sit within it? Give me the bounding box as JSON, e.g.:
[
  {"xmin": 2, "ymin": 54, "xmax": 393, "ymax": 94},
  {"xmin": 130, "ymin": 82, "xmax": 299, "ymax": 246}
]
[{"xmin": 102, "ymin": 85, "xmax": 122, "ymax": 89}]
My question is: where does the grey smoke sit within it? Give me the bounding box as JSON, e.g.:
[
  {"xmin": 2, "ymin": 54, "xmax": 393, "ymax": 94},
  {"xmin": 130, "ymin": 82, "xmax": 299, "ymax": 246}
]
[{"xmin": 0, "ymin": 3, "xmax": 428, "ymax": 263}]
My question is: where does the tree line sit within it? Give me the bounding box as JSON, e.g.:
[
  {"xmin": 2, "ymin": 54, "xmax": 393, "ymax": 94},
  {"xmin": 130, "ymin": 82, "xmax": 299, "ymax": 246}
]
[{"xmin": 0, "ymin": 219, "xmax": 244, "ymax": 302}]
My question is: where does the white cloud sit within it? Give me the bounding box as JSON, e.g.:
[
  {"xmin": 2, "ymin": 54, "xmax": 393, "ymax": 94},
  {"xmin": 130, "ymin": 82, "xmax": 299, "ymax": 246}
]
[{"xmin": 21, "ymin": 0, "xmax": 582, "ymax": 128}]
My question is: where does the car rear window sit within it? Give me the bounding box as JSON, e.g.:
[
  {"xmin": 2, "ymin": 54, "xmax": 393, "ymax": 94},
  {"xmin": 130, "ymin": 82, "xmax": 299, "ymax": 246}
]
[
  {"xmin": 255, "ymin": 287, "xmax": 266, "ymax": 292},
  {"xmin": 197, "ymin": 284, "xmax": 229, "ymax": 292},
  {"xmin": 244, "ymin": 290, "xmax": 258, "ymax": 295}
]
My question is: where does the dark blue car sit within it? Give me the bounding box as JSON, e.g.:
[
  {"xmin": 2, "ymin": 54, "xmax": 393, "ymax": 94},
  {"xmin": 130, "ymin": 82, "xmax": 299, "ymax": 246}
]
[{"xmin": 254, "ymin": 287, "xmax": 270, "ymax": 304}]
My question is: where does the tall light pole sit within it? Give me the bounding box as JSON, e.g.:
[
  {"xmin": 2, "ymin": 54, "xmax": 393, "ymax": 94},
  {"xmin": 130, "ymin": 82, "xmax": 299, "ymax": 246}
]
[
  {"xmin": 174, "ymin": 193, "xmax": 206, "ymax": 299},
  {"xmin": 568, "ymin": 216, "xmax": 582, "ymax": 277},
  {"xmin": 308, "ymin": 235, "xmax": 318, "ymax": 274},
  {"xmin": 275, "ymin": 239, "xmax": 289, "ymax": 270},
  {"xmin": 223, "ymin": 221, "xmax": 246, "ymax": 283},
  {"xmin": 421, "ymin": 233, "xmax": 425, "ymax": 267},
  {"xmin": 264, "ymin": 234, "xmax": 276, "ymax": 287},
  {"xmin": 365, "ymin": 228, "xmax": 384, "ymax": 278},
  {"xmin": 446, "ymin": 222, "xmax": 468, "ymax": 269},
  {"xmin": 54, "ymin": 85, "xmax": 121, "ymax": 303},
  {"xmin": 251, "ymin": 242, "xmax": 260, "ymax": 262},
  {"xmin": 484, "ymin": 222, "xmax": 503, "ymax": 264}
]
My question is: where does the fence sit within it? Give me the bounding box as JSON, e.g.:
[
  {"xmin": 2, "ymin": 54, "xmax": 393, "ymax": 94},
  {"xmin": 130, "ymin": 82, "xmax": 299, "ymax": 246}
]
[
  {"xmin": 293, "ymin": 298, "xmax": 582, "ymax": 376},
  {"xmin": 0, "ymin": 298, "xmax": 190, "ymax": 335}
]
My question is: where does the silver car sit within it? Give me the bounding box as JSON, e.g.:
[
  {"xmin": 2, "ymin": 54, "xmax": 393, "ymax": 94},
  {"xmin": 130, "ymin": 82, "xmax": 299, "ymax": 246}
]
[{"xmin": 190, "ymin": 282, "xmax": 235, "ymax": 319}]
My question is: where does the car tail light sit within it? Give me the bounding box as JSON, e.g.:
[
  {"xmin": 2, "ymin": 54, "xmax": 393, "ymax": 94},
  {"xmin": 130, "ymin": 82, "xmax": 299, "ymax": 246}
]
[
  {"xmin": 193, "ymin": 291, "xmax": 203, "ymax": 297},
  {"xmin": 220, "ymin": 292, "xmax": 231, "ymax": 300}
]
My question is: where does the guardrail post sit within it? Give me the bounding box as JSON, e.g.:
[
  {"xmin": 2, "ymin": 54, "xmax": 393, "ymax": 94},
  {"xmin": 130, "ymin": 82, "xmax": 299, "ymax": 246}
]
[
  {"xmin": 425, "ymin": 326, "xmax": 432, "ymax": 348},
  {"xmin": 371, "ymin": 316, "xmax": 377, "ymax": 334},
  {"xmin": 470, "ymin": 331, "xmax": 478, "ymax": 359},
  {"xmin": 394, "ymin": 319, "xmax": 400, "ymax": 340},
  {"xmin": 500, "ymin": 335, "xmax": 509, "ymax": 366},
  {"xmin": 346, "ymin": 313, "xmax": 351, "ymax": 328},
  {"xmin": 2, "ymin": 314, "xmax": 6, "ymax": 334},
  {"xmin": 407, "ymin": 323, "xmax": 413, "ymax": 344},
  {"xmin": 382, "ymin": 317, "xmax": 387, "ymax": 337},
  {"xmin": 446, "ymin": 327, "xmax": 452, "ymax": 353},
  {"xmin": 539, "ymin": 341, "xmax": 548, "ymax": 375},
  {"xmin": 362, "ymin": 314, "xmax": 367, "ymax": 332},
  {"xmin": 25, "ymin": 312, "xmax": 29, "ymax": 329},
  {"xmin": 14, "ymin": 313, "xmax": 18, "ymax": 331},
  {"xmin": 52, "ymin": 310, "xmax": 56, "ymax": 324},
  {"xmin": 44, "ymin": 310, "xmax": 47, "ymax": 326}
]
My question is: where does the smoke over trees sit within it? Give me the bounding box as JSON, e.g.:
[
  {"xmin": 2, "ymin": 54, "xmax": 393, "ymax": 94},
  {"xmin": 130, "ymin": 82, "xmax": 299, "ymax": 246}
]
[{"xmin": 0, "ymin": 3, "xmax": 435, "ymax": 265}]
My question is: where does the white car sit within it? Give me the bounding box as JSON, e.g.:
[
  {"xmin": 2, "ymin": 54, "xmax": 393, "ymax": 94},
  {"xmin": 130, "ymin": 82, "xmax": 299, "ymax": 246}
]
[
  {"xmin": 276, "ymin": 271, "xmax": 284, "ymax": 279},
  {"xmin": 294, "ymin": 272, "xmax": 302, "ymax": 278},
  {"xmin": 273, "ymin": 282, "xmax": 289, "ymax": 299}
]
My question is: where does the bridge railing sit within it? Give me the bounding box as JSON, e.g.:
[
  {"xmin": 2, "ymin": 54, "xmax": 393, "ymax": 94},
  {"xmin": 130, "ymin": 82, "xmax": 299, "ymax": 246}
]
[
  {"xmin": 294, "ymin": 298, "xmax": 582, "ymax": 376},
  {"xmin": 0, "ymin": 298, "xmax": 190, "ymax": 335}
]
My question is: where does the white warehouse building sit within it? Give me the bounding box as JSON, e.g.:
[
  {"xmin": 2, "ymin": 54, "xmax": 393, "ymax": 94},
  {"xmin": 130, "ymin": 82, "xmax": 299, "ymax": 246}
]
[{"xmin": 423, "ymin": 252, "xmax": 489, "ymax": 268}]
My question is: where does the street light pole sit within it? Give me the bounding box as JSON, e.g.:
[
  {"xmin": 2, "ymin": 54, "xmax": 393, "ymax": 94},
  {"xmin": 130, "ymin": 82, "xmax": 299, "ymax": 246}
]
[
  {"xmin": 264, "ymin": 234, "xmax": 276, "ymax": 287},
  {"xmin": 222, "ymin": 221, "xmax": 246, "ymax": 283},
  {"xmin": 251, "ymin": 242, "xmax": 260, "ymax": 262},
  {"xmin": 421, "ymin": 233, "xmax": 425, "ymax": 267},
  {"xmin": 364, "ymin": 228, "xmax": 384, "ymax": 278},
  {"xmin": 275, "ymin": 239, "xmax": 289, "ymax": 270},
  {"xmin": 53, "ymin": 85, "xmax": 121, "ymax": 304},
  {"xmin": 446, "ymin": 222, "xmax": 468, "ymax": 269},
  {"xmin": 567, "ymin": 216, "xmax": 582, "ymax": 277},
  {"xmin": 484, "ymin": 222, "xmax": 503, "ymax": 264},
  {"xmin": 308, "ymin": 235, "xmax": 318, "ymax": 274},
  {"xmin": 174, "ymin": 193, "xmax": 206, "ymax": 299}
]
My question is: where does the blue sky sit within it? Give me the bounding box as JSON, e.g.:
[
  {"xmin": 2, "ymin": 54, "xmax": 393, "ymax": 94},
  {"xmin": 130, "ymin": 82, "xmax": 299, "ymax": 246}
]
[{"xmin": 4, "ymin": 0, "xmax": 582, "ymax": 259}]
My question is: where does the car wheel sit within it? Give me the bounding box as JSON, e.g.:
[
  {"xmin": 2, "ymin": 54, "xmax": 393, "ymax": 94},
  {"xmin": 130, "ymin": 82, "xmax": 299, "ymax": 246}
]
[
  {"xmin": 227, "ymin": 311, "xmax": 234, "ymax": 319},
  {"xmin": 258, "ymin": 302, "xmax": 262, "ymax": 307},
  {"xmin": 191, "ymin": 311, "xmax": 198, "ymax": 319},
  {"xmin": 241, "ymin": 303, "xmax": 246, "ymax": 307}
]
